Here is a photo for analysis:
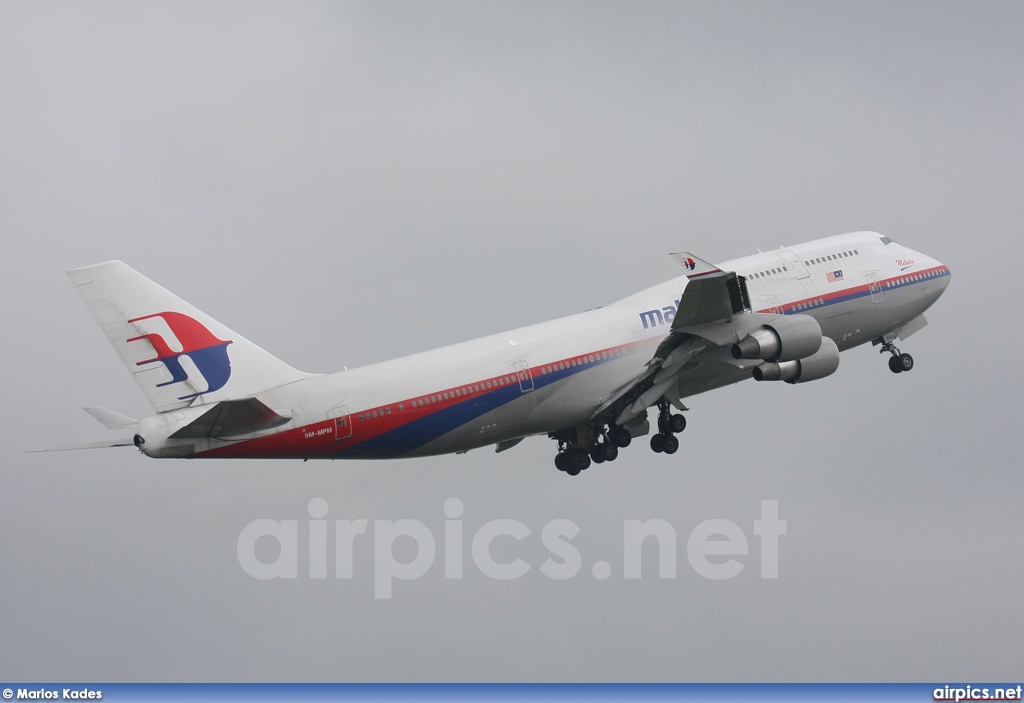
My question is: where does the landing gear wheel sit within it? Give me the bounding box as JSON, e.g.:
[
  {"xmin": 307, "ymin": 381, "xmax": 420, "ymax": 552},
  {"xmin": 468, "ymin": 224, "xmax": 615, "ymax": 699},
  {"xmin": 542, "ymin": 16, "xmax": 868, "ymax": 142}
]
[
  {"xmin": 566, "ymin": 465, "xmax": 581, "ymax": 476},
  {"xmin": 650, "ymin": 434, "xmax": 665, "ymax": 453},
  {"xmin": 564, "ymin": 450, "xmax": 591, "ymax": 472},
  {"xmin": 554, "ymin": 453, "xmax": 568, "ymax": 471},
  {"xmin": 669, "ymin": 414, "xmax": 686, "ymax": 434},
  {"xmin": 602, "ymin": 443, "xmax": 619, "ymax": 462},
  {"xmin": 590, "ymin": 448, "xmax": 606, "ymax": 464},
  {"xmin": 611, "ymin": 427, "xmax": 632, "ymax": 448},
  {"xmin": 898, "ymin": 353, "xmax": 914, "ymax": 372},
  {"xmin": 662, "ymin": 434, "xmax": 679, "ymax": 454},
  {"xmin": 881, "ymin": 340, "xmax": 913, "ymax": 374}
]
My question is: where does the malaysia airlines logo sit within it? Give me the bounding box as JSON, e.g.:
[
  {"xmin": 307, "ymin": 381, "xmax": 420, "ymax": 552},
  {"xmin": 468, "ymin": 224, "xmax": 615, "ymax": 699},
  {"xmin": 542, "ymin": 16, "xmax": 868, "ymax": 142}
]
[
  {"xmin": 126, "ymin": 312, "xmax": 233, "ymax": 400},
  {"xmin": 897, "ymin": 258, "xmax": 916, "ymax": 271},
  {"xmin": 681, "ymin": 258, "xmax": 696, "ymax": 271},
  {"xmin": 825, "ymin": 270, "xmax": 844, "ymax": 283}
]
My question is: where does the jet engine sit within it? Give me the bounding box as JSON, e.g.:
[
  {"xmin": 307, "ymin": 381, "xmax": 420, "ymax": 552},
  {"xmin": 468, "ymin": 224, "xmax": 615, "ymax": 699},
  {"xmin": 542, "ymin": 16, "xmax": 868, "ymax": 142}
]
[
  {"xmin": 731, "ymin": 314, "xmax": 822, "ymax": 362},
  {"xmin": 752, "ymin": 336, "xmax": 840, "ymax": 384}
]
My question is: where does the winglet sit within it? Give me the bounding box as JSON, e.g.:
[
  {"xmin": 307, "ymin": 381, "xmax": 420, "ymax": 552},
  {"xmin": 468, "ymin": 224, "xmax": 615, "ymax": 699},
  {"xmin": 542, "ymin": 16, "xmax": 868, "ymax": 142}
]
[{"xmin": 670, "ymin": 252, "xmax": 722, "ymax": 279}]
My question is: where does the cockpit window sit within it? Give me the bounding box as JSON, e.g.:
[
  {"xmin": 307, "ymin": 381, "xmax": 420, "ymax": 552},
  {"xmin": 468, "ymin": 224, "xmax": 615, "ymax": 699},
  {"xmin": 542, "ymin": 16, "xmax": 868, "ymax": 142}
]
[{"xmin": 880, "ymin": 236, "xmax": 895, "ymax": 245}]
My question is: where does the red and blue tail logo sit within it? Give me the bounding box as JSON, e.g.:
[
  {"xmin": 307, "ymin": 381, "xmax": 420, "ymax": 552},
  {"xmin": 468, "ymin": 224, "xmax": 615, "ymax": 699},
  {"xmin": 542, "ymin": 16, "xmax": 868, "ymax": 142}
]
[
  {"xmin": 126, "ymin": 312, "xmax": 233, "ymax": 400},
  {"xmin": 682, "ymin": 258, "xmax": 696, "ymax": 271}
]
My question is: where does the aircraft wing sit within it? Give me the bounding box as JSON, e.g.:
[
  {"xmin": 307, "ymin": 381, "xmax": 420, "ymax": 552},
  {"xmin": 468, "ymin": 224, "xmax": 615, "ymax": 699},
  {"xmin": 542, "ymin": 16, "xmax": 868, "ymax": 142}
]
[{"xmin": 593, "ymin": 258, "xmax": 769, "ymax": 427}]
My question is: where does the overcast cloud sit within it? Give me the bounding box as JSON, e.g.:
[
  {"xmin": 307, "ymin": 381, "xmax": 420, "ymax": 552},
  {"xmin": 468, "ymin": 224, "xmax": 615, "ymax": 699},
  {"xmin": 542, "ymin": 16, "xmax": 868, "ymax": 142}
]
[{"xmin": 1, "ymin": 1, "xmax": 1022, "ymax": 682}]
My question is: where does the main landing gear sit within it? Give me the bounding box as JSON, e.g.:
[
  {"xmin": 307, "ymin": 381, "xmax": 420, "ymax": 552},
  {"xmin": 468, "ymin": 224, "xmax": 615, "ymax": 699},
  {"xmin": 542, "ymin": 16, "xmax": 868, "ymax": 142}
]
[
  {"xmin": 553, "ymin": 425, "xmax": 630, "ymax": 476},
  {"xmin": 880, "ymin": 340, "xmax": 914, "ymax": 374},
  {"xmin": 650, "ymin": 398, "xmax": 686, "ymax": 455},
  {"xmin": 554, "ymin": 447, "xmax": 590, "ymax": 476},
  {"xmin": 552, "ymin": 400, "xmax": 687, "ymax": 475}
]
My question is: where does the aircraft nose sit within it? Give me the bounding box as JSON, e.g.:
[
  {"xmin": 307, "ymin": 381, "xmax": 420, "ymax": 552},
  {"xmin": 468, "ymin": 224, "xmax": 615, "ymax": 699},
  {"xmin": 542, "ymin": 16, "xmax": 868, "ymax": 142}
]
[
  {"xmin": 929, "ymin": 258, "xmax": 952, "ymax": 300},
  {"xmin": 936, "ymin": 260, "xmax": 951, "ymax": 291}
]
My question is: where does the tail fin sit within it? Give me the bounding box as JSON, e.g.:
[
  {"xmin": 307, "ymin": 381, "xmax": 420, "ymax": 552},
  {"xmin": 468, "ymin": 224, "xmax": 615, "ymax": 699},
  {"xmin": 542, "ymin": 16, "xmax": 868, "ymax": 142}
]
[{"xmin": 67, "ymin": 261, "xmax": 312, "ymax": 414}]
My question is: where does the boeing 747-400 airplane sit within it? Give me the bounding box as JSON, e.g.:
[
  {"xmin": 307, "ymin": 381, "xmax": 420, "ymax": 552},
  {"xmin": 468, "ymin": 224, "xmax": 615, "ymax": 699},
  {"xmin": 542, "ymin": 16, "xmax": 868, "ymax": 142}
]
[{"xmin": 63, "ymin": 231, "xmax": 950, "ymax": 475}]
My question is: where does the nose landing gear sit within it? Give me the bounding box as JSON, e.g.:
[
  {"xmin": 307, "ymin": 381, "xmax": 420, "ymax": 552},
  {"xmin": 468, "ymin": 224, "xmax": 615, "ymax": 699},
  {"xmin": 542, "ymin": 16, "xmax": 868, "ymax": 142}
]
[{"xmin": 881, "ymin": 341, "xmax": 914, "ymax": 373}]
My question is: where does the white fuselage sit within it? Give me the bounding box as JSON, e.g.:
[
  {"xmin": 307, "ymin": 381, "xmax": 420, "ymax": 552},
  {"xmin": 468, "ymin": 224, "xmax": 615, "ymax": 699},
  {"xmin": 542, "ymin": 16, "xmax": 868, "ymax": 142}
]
[{"xmin": 137, "ymin": 231, "xmax": 949, "ymax": 459}]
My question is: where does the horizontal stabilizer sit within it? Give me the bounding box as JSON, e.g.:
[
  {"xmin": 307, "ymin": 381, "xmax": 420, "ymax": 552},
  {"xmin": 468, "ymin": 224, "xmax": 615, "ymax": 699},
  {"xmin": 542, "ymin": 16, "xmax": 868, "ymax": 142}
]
[
  {"xmin": 84, "ymin": 406, "xmax": 138, "ymax": 430},
  {"xmin": 27, "ymin": 438, "xmax": 136, "ymax": 452},
  {"xmin": 170, "ymin": 397, "xmax": 291, "ymax": 439},
  {"xmin": 670, "ymin": 252, "xmax": 722, "ymax": 279}
]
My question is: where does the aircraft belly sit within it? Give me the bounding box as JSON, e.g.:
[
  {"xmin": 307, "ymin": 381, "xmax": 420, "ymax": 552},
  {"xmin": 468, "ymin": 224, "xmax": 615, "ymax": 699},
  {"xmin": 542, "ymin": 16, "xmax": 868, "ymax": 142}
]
[
  {"xmin": 522, "ymin": 357, "xmax": 640, "ymax": 433},
  {"xmin": 887, "ymin": 281, "xmax": 940, "ymax": 332},
  {"xmin": 820, "ymin": 301, "xmax": 861, "ymax": 350}
]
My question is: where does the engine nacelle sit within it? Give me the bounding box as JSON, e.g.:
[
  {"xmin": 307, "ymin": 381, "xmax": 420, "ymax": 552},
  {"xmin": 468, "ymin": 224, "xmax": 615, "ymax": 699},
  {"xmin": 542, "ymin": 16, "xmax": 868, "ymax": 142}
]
[
  {"xmin": 731, "ymin": 314, "xmax": 822, "ymax": 362},
  {"xmin": 753, "ymin": 336, "xmax": 840, "ymax": 384}
]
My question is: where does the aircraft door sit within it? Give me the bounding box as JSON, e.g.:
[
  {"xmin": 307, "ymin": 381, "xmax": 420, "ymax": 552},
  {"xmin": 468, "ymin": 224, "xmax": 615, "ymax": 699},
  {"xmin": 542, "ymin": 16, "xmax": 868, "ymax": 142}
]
[
  {"xmin": 632, "ymin": 328, "xmax": 650, "ymax": 354},
  {"xmin": 513, "ymin": 359, "xmax": 534, "ymax": 392},
  {"xmin": 331, "ymin": 404, "xmax": 353, "ymax": 440},
  {"xmin": 776, "ymin": 250, "xmax": 809, "ymax": 279},
  {"xmin": 767, "ymin": 296, "xmax": 784, "ymax": 315},
  {"xmin": 866, "ymin": 273, "xmax": 884, "ymax": 303}
]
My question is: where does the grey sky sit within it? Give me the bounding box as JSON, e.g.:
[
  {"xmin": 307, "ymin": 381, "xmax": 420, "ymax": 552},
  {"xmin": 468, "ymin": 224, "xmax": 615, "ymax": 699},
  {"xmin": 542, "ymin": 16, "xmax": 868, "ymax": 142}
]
[{"xmin": 1, "ymin": 0, "xmax": 1022, "ymax": 682}]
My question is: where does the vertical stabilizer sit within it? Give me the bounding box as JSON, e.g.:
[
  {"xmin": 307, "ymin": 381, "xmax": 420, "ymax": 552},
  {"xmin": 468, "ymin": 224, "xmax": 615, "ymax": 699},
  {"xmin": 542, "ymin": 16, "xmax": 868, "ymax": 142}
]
[{"xmin": 67, "ymin": 261, "xmax": 312, "ymax": 413}]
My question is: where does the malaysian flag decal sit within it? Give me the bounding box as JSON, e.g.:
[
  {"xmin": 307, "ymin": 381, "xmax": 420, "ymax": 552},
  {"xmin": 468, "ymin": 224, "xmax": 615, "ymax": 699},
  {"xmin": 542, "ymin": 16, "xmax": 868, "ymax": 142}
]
[{"xmin": 825, "ymin": 270, "xmax": 844, "ymax": 284}]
